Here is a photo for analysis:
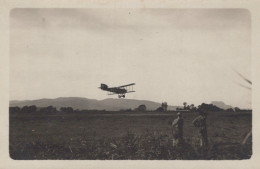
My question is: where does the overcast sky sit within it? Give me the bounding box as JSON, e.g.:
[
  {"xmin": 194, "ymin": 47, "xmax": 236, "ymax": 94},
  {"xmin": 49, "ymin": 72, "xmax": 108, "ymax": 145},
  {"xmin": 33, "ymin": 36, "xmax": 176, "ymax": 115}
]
[{"xmin": 10, "ymin": 9, "xmax": 251, "ymax": 108}]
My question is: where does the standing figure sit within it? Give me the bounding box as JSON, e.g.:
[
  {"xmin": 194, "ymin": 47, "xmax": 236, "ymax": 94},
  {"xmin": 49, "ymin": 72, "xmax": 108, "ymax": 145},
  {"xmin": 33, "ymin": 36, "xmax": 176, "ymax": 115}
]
[
  {"xmin": 192, "ymin": 110, "xmax": 209, "ymax": 150},
  {"xmin": 172, "ymin": 112, "xmax": 184, "ymax": 147}
]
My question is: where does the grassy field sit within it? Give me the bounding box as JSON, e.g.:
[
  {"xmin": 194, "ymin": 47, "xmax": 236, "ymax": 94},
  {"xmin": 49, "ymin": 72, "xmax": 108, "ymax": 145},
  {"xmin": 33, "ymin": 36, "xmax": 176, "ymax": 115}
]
[{"xmin": 9, "ymin": 111, "xmax": 252, "ymax": 160}]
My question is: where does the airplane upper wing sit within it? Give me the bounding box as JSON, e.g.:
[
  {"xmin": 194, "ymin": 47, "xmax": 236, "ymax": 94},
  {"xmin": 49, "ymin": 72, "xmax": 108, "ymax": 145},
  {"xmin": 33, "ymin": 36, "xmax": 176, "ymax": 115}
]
[{"xmin": 117, "ymin": 83, "xmax": 136, "ymax": 88}]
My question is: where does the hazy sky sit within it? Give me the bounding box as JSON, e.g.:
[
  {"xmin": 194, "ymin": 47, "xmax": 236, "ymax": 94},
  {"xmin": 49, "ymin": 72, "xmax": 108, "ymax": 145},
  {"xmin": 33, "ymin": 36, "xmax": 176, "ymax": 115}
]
[{"xmin": 10, "ymin": 9, "xmax": 251, "ymax": 108}]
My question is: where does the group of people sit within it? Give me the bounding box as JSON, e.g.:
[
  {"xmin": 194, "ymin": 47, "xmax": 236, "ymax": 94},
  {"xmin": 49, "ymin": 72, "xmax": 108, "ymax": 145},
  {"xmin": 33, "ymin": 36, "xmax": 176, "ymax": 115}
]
[{"xmin": 172, "ymin": 110, "xmax": 209, "ymax": 151}]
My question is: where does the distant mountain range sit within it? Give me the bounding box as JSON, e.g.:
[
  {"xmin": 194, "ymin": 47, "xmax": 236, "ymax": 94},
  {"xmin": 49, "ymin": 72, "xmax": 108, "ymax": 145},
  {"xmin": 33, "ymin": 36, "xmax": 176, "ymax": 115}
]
[
  {"xmin": 9, "ymin": 97, "xmax": 234, "ymax": 111},
  {"xmin": 210, "ymin": 101, "xmax": 233, "ymax": 110},
  {"xmin": 9, "ymin": 97, "xmax": 179, "ymax": 111}
]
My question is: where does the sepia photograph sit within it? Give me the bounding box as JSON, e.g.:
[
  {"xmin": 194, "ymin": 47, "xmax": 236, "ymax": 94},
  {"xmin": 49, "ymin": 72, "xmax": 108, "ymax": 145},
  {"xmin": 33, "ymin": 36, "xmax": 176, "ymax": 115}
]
[{"xmin": 9, "ymin": 8, "xmax": 252, "ymax": 160}]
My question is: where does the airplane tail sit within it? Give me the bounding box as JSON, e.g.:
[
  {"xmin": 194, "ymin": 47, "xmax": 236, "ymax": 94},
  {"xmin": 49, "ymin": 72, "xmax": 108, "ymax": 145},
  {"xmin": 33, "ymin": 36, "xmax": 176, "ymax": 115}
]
[{"xmin": 100, "ymin": 83, "xmax": 108, "ymax": 90}]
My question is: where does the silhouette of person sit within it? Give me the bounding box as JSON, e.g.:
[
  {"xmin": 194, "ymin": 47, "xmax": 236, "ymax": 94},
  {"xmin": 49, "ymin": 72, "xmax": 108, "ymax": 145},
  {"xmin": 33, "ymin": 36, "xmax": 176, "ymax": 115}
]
[
  {"xmin": 192, "ymin": 110, "xmax": 209, "ymax": 151},
  {"xmin": 172, "ymin": 112, "xmax": 184, "ymax": 147}
]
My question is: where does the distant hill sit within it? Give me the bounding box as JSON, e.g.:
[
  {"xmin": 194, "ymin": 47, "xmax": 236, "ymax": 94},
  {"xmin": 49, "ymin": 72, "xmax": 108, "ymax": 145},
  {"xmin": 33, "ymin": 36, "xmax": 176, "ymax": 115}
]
[
  {"xmin": 210, "ymin": 101, "xmax": 233, "ymax": 110},
  {"xmin": 9, "ymin": 97, "xmax": 178, "ymax": 111}
]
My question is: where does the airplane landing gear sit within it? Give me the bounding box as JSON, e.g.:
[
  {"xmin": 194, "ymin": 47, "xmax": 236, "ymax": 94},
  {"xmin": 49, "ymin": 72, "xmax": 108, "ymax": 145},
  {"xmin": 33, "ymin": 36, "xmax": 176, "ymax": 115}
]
[{"xmin": 118, "ymin": 94, "xmax": 125, "ymax": 98}]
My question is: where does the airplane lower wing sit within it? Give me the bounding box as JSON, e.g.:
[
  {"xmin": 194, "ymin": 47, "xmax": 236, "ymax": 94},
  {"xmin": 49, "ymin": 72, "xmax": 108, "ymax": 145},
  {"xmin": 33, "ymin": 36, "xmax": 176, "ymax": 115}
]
[
  {"xmin": 107, "ymin": 92, "xmax": 117, "ymax": 95},
  {"xmin": 117, "ymin": 83, "xmax": 135, "ymax": 88},
  {"xmin": 107, "ymin": 91, "xmax": 135, "ymax": 95},
  {"xmin": 126, "ymin": 91, "xmax": 135, "ymax": 93}
]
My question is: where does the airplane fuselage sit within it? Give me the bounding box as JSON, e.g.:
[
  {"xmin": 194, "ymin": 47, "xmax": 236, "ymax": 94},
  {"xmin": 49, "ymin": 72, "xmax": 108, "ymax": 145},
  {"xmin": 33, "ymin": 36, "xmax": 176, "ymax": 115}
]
[
  {"xmin": 107, "ymin": 87, "xmax": 127, "ymax": 94},
  {"xmin": 99, "ymin": 83, "xmax": 135, "ymax": 98},
  {"xmin": 100, "ymin": 83, "xmax": 127, "ymax": 94}
]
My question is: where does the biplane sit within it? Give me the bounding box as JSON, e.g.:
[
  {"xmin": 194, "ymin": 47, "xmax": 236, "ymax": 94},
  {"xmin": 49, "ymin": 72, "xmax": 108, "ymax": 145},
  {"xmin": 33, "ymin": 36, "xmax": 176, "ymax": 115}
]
[{"xmin": 99, "ymin": 83, "xmax": 135, "ymax": 98}]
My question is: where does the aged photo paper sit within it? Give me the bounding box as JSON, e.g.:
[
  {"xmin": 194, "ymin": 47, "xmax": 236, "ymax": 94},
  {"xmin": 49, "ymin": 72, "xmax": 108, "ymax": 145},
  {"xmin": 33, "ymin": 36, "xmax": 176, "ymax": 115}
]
[{"xmin": 1, "ymin": 0, "xmax": 260, "ymax": 168}]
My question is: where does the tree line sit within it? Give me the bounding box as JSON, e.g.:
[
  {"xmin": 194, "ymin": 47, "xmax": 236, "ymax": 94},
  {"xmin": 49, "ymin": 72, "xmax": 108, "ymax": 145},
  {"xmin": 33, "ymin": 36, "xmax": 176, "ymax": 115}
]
[
  {"xmin": 9, "ymin": 105, "xmax": 148, "ymax": 113},
  {"xmin": 9, "ymin": 106, "xmax": 74, "ymax": 113},
  {"xmin": 9, "ymin": 103, "xmax": 250, "ymax": 113}
]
